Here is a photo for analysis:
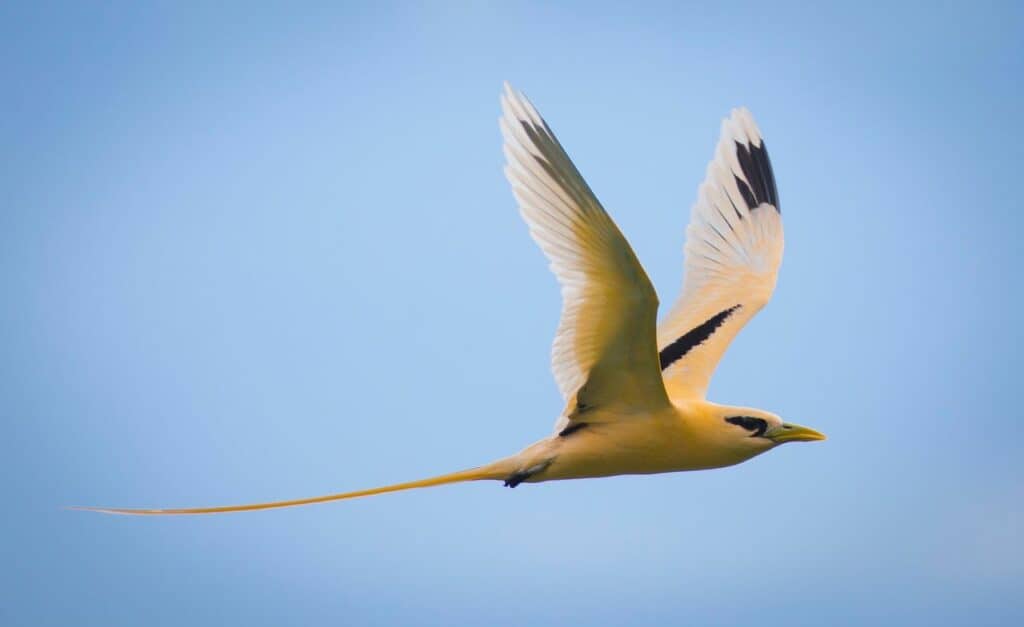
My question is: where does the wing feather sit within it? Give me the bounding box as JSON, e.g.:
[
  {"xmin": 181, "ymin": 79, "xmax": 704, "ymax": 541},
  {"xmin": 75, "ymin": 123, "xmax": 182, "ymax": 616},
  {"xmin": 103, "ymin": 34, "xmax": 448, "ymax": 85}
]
[{"xmin": 501, "ymin": 84, "xmax": 670, "ymax": 422}]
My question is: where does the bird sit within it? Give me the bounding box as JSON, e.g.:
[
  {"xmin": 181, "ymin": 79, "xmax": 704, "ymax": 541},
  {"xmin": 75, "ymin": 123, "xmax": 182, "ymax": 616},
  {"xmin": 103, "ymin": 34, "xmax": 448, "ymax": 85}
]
[{"xmin": 76, "ymin": 83, "xmax": 824, "ymax": 515}]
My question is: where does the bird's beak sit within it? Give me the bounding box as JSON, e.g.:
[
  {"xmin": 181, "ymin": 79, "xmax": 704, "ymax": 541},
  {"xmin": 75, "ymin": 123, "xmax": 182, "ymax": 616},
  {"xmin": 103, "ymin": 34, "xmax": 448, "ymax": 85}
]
[{"xmin": 766, "ymin": 423, "xmax": 826, "ymax": 443}]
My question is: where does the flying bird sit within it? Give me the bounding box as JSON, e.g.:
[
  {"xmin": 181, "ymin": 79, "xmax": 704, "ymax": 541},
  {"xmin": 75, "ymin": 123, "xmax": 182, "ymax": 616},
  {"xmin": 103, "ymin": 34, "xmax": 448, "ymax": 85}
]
[{"xmin": 77, "ymin": 83, "xmax": 824, "ymax": 515}]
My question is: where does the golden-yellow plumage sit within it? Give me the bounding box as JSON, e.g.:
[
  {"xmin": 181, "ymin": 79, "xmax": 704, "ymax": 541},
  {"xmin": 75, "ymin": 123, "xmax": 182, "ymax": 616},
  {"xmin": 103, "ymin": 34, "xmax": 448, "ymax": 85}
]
[{"xmin": 75, "ymin": 83, "xmax": 824, "ymax": 516}]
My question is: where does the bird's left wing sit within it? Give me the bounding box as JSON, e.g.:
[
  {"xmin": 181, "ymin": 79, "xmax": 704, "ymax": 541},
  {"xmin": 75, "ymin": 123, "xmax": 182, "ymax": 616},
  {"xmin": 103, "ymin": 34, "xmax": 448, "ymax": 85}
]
[
  {"xmin": 657, "ymin": 108, "xmax": 784, "ymax": 401},
  {"xmin": 501, "ymin": 84, "xmax": 670, "ymax": 426}
]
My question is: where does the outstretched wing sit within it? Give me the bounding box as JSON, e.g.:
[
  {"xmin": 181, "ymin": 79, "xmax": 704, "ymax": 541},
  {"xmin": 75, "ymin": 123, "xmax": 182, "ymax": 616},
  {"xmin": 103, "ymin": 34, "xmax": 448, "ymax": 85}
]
[
  {"xmin": 657, "ymin": 108, "xmax": 784, "ymax": 401},
  {"xmin": 501, "ymin": 83, "xmax": 670, "ymax": 424}
]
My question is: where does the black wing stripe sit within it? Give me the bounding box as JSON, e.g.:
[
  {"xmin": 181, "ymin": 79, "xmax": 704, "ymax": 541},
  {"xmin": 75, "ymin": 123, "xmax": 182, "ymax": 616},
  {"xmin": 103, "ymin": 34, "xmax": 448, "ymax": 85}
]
[{"xmin": 659, "ymin": 304, "xmax": 742, "ymax": 371}]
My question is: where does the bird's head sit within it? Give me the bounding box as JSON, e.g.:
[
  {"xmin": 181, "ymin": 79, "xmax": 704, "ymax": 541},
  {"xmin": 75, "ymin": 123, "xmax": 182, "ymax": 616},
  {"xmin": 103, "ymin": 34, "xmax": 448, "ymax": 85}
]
[{"xmin": 716, "ymin": 406, "xmax": 826, "ymax": 454}]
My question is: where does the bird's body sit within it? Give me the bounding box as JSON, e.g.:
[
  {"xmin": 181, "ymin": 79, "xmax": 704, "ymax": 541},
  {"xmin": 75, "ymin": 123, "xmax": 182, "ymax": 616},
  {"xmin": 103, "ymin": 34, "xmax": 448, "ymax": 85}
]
[
  {"xmin": 496, "ymin": 401, "xmax": 776, "ymax": 486},
  {"xmin": 77, "ymin": 84, "xmax": 824, "ymax": 516}
]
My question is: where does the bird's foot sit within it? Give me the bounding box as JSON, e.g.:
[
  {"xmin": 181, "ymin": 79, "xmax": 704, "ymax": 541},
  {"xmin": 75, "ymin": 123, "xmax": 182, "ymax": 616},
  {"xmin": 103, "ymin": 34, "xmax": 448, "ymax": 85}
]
[
  {"xmin": 502, "ymin": 461, "xmax": 552, "ymax": 488},
  {"xmin": 503, "ymin": 472, "xmax": 530, "ymax": 488}
]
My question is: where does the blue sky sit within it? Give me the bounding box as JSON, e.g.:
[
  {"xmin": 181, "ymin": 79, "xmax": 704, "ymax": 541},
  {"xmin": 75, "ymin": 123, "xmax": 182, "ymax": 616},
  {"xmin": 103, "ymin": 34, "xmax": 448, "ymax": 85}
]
[{"xmin": 3, "ymin": 2, "xmax": 1022, "ymax": 625}]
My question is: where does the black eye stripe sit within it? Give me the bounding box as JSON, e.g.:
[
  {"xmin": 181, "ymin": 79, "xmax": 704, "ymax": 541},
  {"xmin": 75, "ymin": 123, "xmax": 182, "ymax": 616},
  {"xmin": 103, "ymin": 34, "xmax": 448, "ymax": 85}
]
[{"xmin": 725, "ymin": 416, "xmax": 768, "ymax": 438}]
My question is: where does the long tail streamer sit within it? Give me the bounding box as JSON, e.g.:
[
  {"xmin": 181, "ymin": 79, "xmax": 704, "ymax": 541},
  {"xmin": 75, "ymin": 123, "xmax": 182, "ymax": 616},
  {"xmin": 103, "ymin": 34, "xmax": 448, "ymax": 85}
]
[{"xmin": 71, "ymin": 466, "xmax": 496, "ymax": 515}]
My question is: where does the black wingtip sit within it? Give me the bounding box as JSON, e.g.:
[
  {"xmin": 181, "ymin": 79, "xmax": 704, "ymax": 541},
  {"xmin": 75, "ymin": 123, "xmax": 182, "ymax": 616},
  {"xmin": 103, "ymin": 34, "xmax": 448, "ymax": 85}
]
[{"xmin": 734, "ymin": 139, "xmax": 779, "ymax": 213}]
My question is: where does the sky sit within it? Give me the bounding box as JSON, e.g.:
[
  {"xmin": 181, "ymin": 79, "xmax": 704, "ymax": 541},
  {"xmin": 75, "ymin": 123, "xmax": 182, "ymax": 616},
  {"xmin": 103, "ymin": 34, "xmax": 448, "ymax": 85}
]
[{"xmin": 2, "ymin": 2, "xmax": 1022, "ymax": 625}]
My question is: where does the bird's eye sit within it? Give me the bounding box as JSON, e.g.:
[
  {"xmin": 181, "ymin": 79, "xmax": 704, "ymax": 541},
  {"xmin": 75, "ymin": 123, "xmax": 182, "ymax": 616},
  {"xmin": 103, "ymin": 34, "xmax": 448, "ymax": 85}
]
[{"xmin": 725, "ymin": 416, "xmax": 768, "ymax": 437}]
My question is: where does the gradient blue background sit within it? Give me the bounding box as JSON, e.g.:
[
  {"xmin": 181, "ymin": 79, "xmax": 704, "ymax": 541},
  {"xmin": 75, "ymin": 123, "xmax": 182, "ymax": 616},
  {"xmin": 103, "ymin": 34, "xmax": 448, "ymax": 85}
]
[{"xmin": 3, "ymin": 2, "xmax": 1021, "ymax": 625}]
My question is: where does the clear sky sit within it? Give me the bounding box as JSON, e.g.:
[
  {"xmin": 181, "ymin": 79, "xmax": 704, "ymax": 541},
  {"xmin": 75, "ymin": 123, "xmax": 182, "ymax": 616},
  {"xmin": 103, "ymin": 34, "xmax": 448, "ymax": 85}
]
[{"xmin": 3, "ymin": 2, "xmax": 1022, "ymax": 625}]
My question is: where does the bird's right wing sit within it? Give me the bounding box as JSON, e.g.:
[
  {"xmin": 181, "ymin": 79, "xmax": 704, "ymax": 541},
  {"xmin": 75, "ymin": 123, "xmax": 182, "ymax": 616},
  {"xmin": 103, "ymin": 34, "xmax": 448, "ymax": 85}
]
[
  {"xmin": 657, "ymin": 108, "xmax": 784, "ymax": 401},
  {"xmin": 501, "ymin": 84, "xmax": 670, "ymax": 426}
]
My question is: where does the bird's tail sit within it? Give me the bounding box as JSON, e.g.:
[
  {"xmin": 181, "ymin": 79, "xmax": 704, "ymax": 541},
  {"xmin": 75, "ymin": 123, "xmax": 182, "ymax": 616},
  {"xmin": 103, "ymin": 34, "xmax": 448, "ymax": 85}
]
[{"xmin": 71, "ymin": 463, "xmax": 510, "ymax": 516}]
